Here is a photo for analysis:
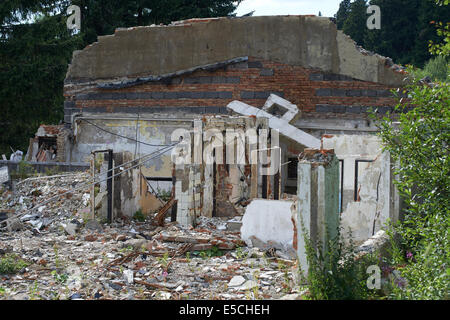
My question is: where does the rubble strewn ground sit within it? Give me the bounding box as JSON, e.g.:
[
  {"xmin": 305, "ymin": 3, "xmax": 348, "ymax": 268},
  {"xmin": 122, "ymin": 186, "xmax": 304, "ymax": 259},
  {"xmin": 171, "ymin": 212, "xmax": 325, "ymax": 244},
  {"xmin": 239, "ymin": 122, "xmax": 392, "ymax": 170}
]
[{"xmin": 0, "ymin": 172, "xmax": 305, "ymax": 300}]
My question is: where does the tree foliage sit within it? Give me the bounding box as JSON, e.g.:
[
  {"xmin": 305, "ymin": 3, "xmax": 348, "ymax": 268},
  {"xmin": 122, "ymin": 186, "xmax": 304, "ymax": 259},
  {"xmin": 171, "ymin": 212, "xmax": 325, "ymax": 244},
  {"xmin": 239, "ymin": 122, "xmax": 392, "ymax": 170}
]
[
  {"xmin": 336, "ymin": 0, "xmax": 450, "ymax": 67},
  {"xmin": 374, "ymin": 0, "xmax": 449, "ymax": 299}
]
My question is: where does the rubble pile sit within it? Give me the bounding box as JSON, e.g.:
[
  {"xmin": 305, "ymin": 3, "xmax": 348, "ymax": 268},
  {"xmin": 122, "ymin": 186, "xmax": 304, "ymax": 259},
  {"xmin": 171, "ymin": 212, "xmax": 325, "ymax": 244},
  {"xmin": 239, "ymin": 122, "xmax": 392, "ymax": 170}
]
[{"xmin": 0, "ymin": 172, "xmax": 304, "ymax": 300}]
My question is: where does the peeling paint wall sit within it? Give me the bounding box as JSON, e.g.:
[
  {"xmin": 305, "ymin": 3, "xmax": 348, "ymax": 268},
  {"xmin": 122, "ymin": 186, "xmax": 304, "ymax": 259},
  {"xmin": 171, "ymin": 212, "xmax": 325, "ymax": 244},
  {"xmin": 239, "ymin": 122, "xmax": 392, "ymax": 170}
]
[
  {"xmin": 71, "ymin": 116, "xmax": 191, "ymax": 175},
  {"xmin": 322, "ymin": 135, "xmax": 400, "ymax": 244}
]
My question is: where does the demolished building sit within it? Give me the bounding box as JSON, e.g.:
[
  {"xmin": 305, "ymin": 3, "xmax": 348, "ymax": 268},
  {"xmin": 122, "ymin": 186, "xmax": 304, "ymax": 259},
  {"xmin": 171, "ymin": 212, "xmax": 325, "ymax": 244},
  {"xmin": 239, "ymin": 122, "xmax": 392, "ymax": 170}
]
[{"xmin": 61, "ymin": 16, "xmax": 405, "ymax": 245}]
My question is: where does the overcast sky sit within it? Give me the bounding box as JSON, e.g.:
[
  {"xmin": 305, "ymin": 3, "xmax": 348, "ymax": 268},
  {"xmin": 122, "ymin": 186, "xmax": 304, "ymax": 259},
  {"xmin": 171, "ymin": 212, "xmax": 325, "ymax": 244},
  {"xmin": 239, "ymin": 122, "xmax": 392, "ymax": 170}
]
[{"xmin": 235, "ymin": 0, "xmax": 341, "ymax": 18}]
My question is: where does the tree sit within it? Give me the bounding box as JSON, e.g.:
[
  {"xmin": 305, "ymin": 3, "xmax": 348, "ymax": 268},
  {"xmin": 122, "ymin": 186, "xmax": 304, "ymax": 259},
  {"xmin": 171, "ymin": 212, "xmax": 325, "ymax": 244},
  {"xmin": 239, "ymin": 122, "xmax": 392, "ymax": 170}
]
[
  {"xmin": 363, "ymin": 0, "xmax": 422, "ymax": 65},
  {"xmin": 0, "ymin": 9, "xmax": 82, "ymax": 155},
  {"xmin": 335, "ymin": 0, "xmax": 351, "ymax": 30},
  {"xmin": 375, "ymin": 0, "xmax": 449, "ymax": 299},
  {"xmin": 342, "ymin": 0, "xmax": 368, "ymax": 46},
  {"xmin": 335, "ymin": 0, "xmax": 450, "ymax": 67},
  {"xmin": 71, "ymin": 0, "xmax": 242, "ymax": 48}
]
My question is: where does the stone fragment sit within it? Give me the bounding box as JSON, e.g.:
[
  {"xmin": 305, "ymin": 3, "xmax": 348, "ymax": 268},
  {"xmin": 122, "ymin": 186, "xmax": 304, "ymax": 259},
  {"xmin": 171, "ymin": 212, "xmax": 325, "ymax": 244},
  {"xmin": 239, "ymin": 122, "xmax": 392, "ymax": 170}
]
[
  {"xmin": 64, "ymin": 222, "xmax": 79, "ymax": 236},
  {"xmin": 84, "ymin": 234, "xmax": 97, "ymax": 242},
  {"xmin": 85, "ymin": 219, "xmax": 103, "ymax": 232},
  {"xmin": 123, "ymin": 270, "xmax": 134, "ymax": 284},
  {"xmin": 238, "ymin": 280, "xmax": 258, "ymax": 291},
  {"xmin": 7, "ymin": 218, "xmax": 23, "ymax": 232},
  {"xmin": 279, "ymin": 293, "xmax": 304, "ymax": 300},
  {"xmin": 228, "ymin": 275, "xmax": 246, "ymax": 287}
]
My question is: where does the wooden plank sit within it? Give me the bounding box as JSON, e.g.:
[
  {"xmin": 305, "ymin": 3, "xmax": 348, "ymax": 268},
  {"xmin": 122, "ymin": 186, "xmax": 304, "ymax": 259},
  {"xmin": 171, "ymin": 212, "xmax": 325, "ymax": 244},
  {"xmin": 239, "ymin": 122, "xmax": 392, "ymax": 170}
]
[{"xmin": 154, "ymin": 196, "xmax": 177, "ymax": 226}]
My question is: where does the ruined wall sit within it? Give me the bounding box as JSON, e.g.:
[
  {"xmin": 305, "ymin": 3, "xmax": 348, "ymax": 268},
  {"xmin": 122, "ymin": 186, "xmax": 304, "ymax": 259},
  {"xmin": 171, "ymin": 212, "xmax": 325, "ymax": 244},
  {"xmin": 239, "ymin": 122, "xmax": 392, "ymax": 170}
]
[
  {"xmin": 65, "ymin": 16, "xmax": 404, "ymax": 86},
  {"xmin": 63, "ymin": 16, "xmax": 406, "ymax": 137},
  {"xmin": 64, "ymin": 57, "xmax": 401, "ymax": 129},
  {"xmin": 70, "ymin": 117, "xmax": 190, "ymax": 172},
  {"xmin": 322, "ymin": 135, "xmax": 400, "ymax": 244}
]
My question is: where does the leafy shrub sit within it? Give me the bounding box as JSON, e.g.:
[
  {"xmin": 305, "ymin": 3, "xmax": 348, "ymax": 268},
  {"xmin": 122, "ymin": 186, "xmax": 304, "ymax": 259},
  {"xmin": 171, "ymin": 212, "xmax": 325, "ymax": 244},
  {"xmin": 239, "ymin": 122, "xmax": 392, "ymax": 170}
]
[
  {"xmin": 301, "ymin": 222, "xmax": 381, "ymax": 300},
  {"xmin": 376, "ymin": 70, "xmax": 449, "ymax": 300},
  {"xmin": 0, "ymin": 254, "xmax": 29, "ymax": 274},
  {"xmin": 133, "ymin": 209, "xmax": 146, "ymax": 222},
  {"xmin": 413, "ymin": 56, "xmax": 449, "ymax": 82}
]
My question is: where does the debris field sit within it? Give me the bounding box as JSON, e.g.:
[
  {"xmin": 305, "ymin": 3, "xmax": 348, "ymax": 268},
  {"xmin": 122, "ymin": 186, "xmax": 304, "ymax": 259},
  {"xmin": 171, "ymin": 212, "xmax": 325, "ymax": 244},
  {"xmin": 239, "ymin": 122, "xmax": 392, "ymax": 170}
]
[{"xmin": 0, "ymin": 172, "xmax": 304, "ymax": 300}]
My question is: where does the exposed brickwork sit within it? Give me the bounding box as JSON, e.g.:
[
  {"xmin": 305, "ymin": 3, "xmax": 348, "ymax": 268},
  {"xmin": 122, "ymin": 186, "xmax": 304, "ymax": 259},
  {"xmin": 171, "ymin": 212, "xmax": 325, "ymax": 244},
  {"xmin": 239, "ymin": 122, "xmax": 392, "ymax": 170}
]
[{"xmin": 64, "ymin": 57, "xmax": 401, "ymax": 123}]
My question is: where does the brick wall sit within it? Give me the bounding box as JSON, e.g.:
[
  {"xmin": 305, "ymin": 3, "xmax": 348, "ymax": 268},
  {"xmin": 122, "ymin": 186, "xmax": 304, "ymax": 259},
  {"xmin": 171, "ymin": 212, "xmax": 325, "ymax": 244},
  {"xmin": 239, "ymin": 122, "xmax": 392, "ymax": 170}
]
[{"xmin": 64, "ymin": 57, "xmax": 401, "ymax": 123}]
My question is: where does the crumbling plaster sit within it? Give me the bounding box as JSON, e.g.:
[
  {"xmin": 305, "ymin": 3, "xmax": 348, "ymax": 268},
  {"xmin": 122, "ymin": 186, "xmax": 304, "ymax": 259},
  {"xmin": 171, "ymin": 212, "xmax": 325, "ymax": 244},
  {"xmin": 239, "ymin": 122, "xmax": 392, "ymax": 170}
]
[
  {"xmin": 322, "ymin": 135, "xmax": 399, "ymax": 244},
  {"xmin": 71, "ymin": 117, "xmax": 190, "ymax": 177}
]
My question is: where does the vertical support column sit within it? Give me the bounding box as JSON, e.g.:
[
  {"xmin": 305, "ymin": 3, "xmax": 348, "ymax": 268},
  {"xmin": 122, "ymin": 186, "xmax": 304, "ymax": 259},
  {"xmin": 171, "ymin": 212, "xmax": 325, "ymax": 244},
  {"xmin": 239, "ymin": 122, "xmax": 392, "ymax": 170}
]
[
  {"xmin": 297, "ymin": 161, "xmax": 312, "ymax": 277},
  {"xmin": 175, "ymin": 165, "xmax": 196, "ymax": 227},
  {"xmin": 171, "ymin": 165, "xmax": 177, "ymax": 222},
  {"xmin": 296, "ymin": 149, "xmax": 340, "ymax": 277},
  {"xmin": 107, "ymin": 149, "xmax": 113, "ymax": 223},
  {"xmin": 111, "ymin": 158, "xmax": 115, "ymax": 222},
  {"xmin": 90, "ymin": 154, "xmax": 95, "ymax": 220}
]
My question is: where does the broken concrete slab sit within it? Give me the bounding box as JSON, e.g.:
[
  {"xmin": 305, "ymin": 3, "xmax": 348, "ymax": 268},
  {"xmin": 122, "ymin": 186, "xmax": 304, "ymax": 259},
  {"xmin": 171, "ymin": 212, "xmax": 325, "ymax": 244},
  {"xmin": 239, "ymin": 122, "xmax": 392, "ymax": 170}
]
[
  {"xmin": 262, "ymin": 94, "xmax": 301, "ymax": 124},
  {"xmin": 238, "ymin": 280, "xmax": 258, "ymax": 291},
  {"xmin": 64, "ymin": 222, "xmax": 79, "ymax": 236},
  {"xmin": 0, "ymin": 166, "xmax": 9, "ymax": 184},
  {"xmin": 228, "ymin": 275, "xmax": 246, "ymax": 287},
  {"xmin": 123, "ymin": 269, "xmax": 134, "ymax": 284},
  {"xmin": 85, "ymin": 219, "xmax": 103, "ymax": 232},
  {"xmin": 7, "ymin": 218, "xmax": 23, "ymax": 232},
  {"xmin": 227, "ymin": 100, "xmax": 321, "ymax": 149},
  {"xmin": 241, "ymin": 199, "xmax": 297, "ymax": 258}
]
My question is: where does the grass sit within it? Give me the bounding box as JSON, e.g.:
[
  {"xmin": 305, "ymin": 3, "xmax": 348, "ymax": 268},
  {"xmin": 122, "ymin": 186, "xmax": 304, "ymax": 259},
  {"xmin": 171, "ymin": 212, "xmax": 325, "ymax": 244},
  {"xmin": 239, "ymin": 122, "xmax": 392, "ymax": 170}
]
[{"xmin": 193, "ymin": 246, "xmax": 224, "ymax": 259}]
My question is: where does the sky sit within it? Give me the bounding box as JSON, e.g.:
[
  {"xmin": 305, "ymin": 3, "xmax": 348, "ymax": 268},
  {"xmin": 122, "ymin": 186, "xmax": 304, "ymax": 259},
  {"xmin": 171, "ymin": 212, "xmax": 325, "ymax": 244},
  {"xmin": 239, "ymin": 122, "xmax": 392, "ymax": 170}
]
[{"xmin": 235, "ymin": 0, "xmax": 341, "ymax": 18}]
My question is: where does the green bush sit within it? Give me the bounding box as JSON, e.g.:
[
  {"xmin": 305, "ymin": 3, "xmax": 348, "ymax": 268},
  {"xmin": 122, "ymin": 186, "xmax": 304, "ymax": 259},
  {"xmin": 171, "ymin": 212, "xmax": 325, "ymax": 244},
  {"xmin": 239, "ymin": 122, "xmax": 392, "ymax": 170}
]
[
  {"xmin": 376, "ymin": 71, "xmax": 449, "ymax": 300},
  {"xmin": 301, "ymin": 222, "xmax": 381, "ymax": 300},
  {"xmin": 133, "ymin": 209, "xmax": 146, "ymax": 222},
  {"xmin": 0, "ymin": 254, "xmax": 29, "ymax": 274},
  {"xmin": 413, "ymin": 56, "xmax": 449, "ymax": 82}
]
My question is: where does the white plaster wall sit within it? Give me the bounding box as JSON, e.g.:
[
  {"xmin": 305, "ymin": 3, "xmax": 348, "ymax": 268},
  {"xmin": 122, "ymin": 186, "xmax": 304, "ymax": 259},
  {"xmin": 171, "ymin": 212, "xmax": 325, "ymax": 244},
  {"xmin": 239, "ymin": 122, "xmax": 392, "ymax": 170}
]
[{"xmin": 322, "ymin": 135, "xmax": 394, "ymax": 244}]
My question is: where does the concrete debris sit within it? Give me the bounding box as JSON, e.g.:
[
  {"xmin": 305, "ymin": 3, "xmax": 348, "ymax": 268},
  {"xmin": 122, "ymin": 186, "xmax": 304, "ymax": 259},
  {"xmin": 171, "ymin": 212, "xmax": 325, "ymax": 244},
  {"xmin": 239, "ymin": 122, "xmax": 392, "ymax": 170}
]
[
  {"xmin": 228, "ymin": 275, "xmax": 246, "ymax": 287},
  {"xmin": 227, "ymin": 100, "xmax": 321, "ymax": 149},
  {"xmin": 0, "ymin": 172, "xmax": 299, "ymax": 300},
  {"xmin": 9, "ymin": 151, "xmax": 23, "ymax": 162},
  {"xmin": 85, "ymin": 219, "xmax": 103, "ymax": 232},
  {"xmin": 123, "ymin": 269, "xmax": 134, "ymax": 284},
  {"xmin": 0, "ymin": 166, "xmax": 9, "ymax": 184},
  {"xmin": 64, "ymin": 221, "xmax": 80, "ymax": 236},
  {"xmin": 356, "ymin": 230, "xmax": 390, "ymax": 258}
]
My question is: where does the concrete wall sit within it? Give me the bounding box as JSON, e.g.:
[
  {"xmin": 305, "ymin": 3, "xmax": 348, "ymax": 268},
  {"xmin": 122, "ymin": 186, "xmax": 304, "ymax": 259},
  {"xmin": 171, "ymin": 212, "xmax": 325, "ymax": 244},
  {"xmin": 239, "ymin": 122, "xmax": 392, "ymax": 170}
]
[
  {"xmin": 173, "ymin": 116, "xmax": 269, "ymax": 222},
  {"xmin": 66, "ymin": 16, "xmax": 404, "ymax": 86}
]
